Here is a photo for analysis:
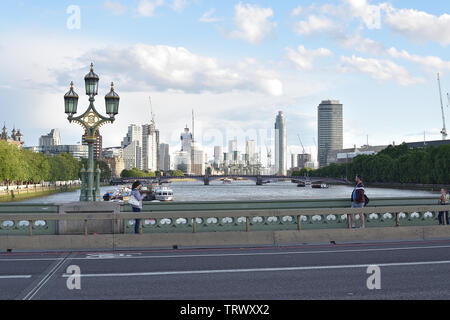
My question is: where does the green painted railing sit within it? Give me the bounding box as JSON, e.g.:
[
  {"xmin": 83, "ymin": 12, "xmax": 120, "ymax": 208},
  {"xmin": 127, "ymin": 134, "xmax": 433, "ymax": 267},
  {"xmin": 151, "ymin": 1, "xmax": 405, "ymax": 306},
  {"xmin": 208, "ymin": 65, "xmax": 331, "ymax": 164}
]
[{"xmin": 0, "ymin": 197, "xmax": 448, "ymax": 235}]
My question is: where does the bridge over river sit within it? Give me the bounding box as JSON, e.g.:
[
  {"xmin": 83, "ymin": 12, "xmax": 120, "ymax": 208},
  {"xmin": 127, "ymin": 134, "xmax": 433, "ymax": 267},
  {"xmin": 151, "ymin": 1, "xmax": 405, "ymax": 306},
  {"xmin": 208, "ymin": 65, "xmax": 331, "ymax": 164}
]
[{"xmin": 111, "ymin": 175, "xmax": 349, "ymax": 186}]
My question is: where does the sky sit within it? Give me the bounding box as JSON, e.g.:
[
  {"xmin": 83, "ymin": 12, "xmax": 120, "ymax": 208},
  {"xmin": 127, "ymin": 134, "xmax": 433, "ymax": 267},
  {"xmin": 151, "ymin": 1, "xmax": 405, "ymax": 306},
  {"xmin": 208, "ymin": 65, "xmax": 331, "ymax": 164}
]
[{"xmin": 0, "ymin": 0, "xmax": 450, "ymax": 164}]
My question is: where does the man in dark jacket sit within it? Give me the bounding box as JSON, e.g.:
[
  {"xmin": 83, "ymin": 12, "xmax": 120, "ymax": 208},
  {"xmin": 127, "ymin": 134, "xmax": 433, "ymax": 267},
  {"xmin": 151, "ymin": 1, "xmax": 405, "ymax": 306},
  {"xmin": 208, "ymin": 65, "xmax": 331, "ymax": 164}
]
[{"xmin": 350, "ymin": 175, "xmax": 366, "ymax": 228}]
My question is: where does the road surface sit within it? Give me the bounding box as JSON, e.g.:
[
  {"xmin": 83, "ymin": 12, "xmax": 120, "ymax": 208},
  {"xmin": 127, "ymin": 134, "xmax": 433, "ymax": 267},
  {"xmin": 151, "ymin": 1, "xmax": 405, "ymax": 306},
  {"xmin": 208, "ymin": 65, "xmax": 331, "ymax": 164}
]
[{"xmin": 0, "ymin": 239, "xmax": 449, "ymax": 300}]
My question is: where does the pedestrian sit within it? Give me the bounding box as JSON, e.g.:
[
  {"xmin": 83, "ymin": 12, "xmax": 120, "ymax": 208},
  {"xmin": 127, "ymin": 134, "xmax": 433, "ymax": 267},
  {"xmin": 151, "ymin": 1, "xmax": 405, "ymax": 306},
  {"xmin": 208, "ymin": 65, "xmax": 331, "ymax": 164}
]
[
  {"xmin": 349, "ymin": 174, "xmax": 366, "ymax": 229},
  {"xmin": 130, "ymin": 180, "xmax": 145, "ymax": 234},
  {"xmin": 438, "ymin": 188, "xmax": 449, "ymax": 225}
]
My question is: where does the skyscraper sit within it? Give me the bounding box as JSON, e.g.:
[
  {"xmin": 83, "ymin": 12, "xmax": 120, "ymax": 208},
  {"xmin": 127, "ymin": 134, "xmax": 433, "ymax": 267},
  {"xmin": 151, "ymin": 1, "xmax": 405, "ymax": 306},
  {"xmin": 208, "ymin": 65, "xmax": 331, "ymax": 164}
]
[
  {"xmin": 180, "ymin": 126, "xmax": 192, "ymax": 153},
  {"xmin": 121, "ymin": 125, "xmax": 142, "ymax": 170},
  {"xmin": 274, "ymin": 111, "xmax": 287, "ymax": 175},
  {"xmin": 158, "ymin": 143, "xmax": 170, "ymax": 171},
  {"xmin": 190, "ymin": 110, "xmax": 205, "ymax": 175},
  {"xmin": 142, "ymin": 121, "xmax": 159, "ymax": 172},
  {"xmin": 317, "ymin": 100, "xmax": 343, "ymax": 168},
  {"xmin": 214, "ymin": 146, "xmax": 223, "ymax": 166},
  {"xmin": 246, "ymin": 139, "xmax": 256, "ymax": 164},
  {"xmin": 228, "ymin": 139, "xmax": 237, "ymax": 154}
]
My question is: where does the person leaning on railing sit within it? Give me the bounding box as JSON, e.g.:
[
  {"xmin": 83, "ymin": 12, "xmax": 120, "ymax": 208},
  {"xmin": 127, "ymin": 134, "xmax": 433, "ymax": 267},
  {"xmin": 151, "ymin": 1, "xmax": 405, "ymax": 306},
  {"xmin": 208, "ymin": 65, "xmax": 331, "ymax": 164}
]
[
  {"xmin": 130, "ymin": 181, "xmax": 146, "ymax": 234},
  {"xmin": 438, "ymin": 188, "xmax": 449, "ymax": 226},
  {"xmin": 349, "ymin": 174, "xmax": 366, "ymax": 229}
]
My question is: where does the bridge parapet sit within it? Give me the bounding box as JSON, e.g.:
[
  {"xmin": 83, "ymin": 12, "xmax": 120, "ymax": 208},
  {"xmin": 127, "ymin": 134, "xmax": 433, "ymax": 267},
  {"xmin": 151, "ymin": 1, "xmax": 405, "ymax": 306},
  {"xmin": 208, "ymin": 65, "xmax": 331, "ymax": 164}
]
[{"xmin": 0, "ymin": 198, "xmax": 447, "ymax": 236}]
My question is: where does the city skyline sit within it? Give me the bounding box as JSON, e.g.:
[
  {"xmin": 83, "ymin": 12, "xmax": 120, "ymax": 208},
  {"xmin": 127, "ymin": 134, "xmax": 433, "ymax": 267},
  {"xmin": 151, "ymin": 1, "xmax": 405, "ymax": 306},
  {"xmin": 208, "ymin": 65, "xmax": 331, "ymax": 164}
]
[{"xmin": 1, "ymin": 0, "xmax": 450, "ymax": 163}]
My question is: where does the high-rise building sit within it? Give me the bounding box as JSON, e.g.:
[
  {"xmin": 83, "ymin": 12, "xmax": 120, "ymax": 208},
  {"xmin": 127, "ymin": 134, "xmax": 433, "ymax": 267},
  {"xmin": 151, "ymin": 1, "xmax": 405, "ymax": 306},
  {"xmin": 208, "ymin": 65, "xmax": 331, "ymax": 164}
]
[
  {"xmin": 142, "ymin": 122, "xmax": 159, "ymax": 172},
  {"xmin": 297, "ymin": 153, "xmax": 312, "ymax": 168},
  {"xmin": 190, "ymin": 142, "xmax": 205, "ymax": 175},
  {"xmin": 180, "ymin": 126, "xmax": 192, "ymax": 153},
  {"xmin": 290, "ymin": 153, "xmax": 297, "ymax": 169},
  {"xmin": 121, "ymin": 125, "xmax": 143, "ymax": 170},
  {"xmin": 121, "ymin": 125, "xmax": 142, "ymax": 149},
  {"xmin": 214, "ymin": 146, "xmax": 223, "ymax": 166},
  {"xmin": 158, "ymin": 143, "xmax": 170, "ymax": 171},
  {"xmin": 39, "ymin": 129, "xmax": 61, "ymax": 147},
  {"xmin": 317, "ymin": 100, "xmax": 343, "ymax": 168},
  {"xmin": 174, "ymin": 150, "xmax": 191, "ymax": 174},
  {"xmin": 228, "ymin": 139, "xmax": 237, "ymax": 154},
  {"xmin": 123, "ymin": 140, "xmax": 141, "ymax": 170},
  {"xmin": 82, "ymin": 130, "xmax": 102, "ymax": 161},
  {"xmin": 274, "ymin": 111, "xmax": 287, "ymax": 175},
  {"xmin": 246, "ymin": 139, "xmax": 256, "ymax": 164}
]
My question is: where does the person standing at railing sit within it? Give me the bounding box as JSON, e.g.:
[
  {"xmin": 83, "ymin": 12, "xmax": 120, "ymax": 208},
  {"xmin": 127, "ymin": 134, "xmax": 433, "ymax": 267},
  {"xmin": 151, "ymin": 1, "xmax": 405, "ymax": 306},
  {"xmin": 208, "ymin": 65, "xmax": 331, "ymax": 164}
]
[
  {"xmin": 130, "ymin": 181, "xmax": 145, "ymax": 234},
  {"xmin": 350, "ymin": 174, "xmax": 366, "ymax": 229},
  {"xmin": 438, "ymin": 188, "xmax": 449, "ymax": 225}
]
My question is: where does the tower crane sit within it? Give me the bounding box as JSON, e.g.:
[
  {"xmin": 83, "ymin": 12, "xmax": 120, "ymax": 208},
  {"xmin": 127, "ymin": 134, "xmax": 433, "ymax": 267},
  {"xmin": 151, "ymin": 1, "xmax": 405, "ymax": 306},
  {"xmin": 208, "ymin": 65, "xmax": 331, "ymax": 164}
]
[
  {"xmin": 447, "ymin": 92, "xmax": 450, "ymax": 108},
  {"xmin": 297, "ymin": 134, "xmax": 306, "ymax": 154},
  {"xmin": 437, "ymin": 73, "xmax": 447, "ymax": 140}
]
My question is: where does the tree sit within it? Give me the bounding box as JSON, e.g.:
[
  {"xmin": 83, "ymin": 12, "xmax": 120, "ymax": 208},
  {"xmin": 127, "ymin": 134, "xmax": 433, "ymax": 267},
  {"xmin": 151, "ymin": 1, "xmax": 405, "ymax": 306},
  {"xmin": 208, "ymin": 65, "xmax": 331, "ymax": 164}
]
[{"xmin": 307, "ymin": 144, "xmax": 450, "ymax": 185}]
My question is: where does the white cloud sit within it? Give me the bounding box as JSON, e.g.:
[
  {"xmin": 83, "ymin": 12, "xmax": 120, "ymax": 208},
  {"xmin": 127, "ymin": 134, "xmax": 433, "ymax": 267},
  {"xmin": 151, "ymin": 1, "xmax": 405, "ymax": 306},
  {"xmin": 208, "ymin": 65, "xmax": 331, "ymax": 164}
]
[
  {"xmin": 286, "ymin": 45, "xmax": 332, "ymax": 71},
  {"xmin": 137, "ymin": 0, "xmax": 164, "ymax": 17},
  {"xmin": 387, "ymin": 47, "xmax": 450, "ymax": 72},
  {"xmin": 171, "ymin": 0, "xmax": 189, "ymax": 13},
  {"xmin": 76, "ymin": 44, "xmax": 283, "ymax": 96},
  {"xmin": 339, "ymin": 33, "xmax": 386, "ymax": 55},
  {"xmin": 293, "ymin": 15, "xmax": 335, "ymax": 36},
  {"xmin": 199, "ymin": 8, "xmax": 221, "ymax": 23},
  {"xmin": 104, "ymin": 1, "xmax": 127, "ymax": 16},
  {"xmin": 344, "ymin": 0, "xmax": 384, "ymax": 29},
  {"xmin": 339, "ymin": 55, "xmax": 425, "ymax": 86},
  {"xmin": 291, "ymin": 5, "xmax": 302, "ymax": 16},
  {"xmin": 229, "ymin": 3, "xmax": 276, "ymax": 44},
  {"xmin": 384, "ymin": 8, "xmax": 450, "ymax": 46}
]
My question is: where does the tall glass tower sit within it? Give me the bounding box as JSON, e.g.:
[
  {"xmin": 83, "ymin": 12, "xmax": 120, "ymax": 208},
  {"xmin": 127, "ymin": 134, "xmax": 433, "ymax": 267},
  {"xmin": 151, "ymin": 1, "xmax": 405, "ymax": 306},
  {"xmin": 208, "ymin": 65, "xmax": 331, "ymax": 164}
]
[
  {"xmin": 318, "ymin": 100, "xmax": 343, "ymax": 168},
  {"xmin": 274, "ymin": 111, "xmax": 287, "ymax": 175}
]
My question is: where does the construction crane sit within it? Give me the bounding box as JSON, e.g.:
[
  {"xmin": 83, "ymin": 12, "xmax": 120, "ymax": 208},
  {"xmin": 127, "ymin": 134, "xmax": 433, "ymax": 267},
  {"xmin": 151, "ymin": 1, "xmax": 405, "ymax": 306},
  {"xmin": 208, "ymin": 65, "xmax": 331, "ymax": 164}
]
[
  {"xmin": 148, "ymin": 96, "xmax": 156, "ymax": 126},
  {"xmin": 437, "ymin": 73, "xmax": 448, "ymax": 140},
  {"xmin": 297, "ymin": 134, "xmax": 306, "ymax": 154},
  {"xmin": 447, "ymin": 92, "xmax": 450, "ymax": 108}
]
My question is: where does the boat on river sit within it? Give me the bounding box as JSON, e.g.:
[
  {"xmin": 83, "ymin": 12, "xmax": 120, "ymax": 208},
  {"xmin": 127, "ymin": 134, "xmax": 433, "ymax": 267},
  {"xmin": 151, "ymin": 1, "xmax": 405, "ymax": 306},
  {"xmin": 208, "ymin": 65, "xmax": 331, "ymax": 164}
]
[
  {"xmin": 154, "ymin": 186, "xmax": 174, "ymax": 201},
  {"xmin": 311, "ymin": 183, "xmax": 329, "ymax": 189}
]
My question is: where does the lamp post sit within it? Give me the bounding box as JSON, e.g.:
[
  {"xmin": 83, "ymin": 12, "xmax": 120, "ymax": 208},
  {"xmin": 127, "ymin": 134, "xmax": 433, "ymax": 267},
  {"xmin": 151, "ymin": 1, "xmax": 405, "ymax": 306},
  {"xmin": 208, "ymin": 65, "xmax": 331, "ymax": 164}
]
[{"xmin": 64, "ymin": 63, "xmax": 120, "ymax": 201}]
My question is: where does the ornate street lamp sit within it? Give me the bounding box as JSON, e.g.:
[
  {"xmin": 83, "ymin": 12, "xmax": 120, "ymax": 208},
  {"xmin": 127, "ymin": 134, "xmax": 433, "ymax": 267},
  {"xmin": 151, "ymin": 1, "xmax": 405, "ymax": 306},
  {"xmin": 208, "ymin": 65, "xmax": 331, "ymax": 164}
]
[{"xmin": 64, "ymin": 63, "xmax": 120, "ymax": 201}]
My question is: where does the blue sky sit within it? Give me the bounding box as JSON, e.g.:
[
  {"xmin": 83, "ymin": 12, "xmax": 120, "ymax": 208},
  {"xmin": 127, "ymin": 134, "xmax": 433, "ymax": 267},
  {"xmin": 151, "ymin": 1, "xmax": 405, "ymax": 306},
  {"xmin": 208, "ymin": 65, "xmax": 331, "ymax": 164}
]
[{"xmin": 0, "ymin": 0, "xmax": 450, "ymax": 163}]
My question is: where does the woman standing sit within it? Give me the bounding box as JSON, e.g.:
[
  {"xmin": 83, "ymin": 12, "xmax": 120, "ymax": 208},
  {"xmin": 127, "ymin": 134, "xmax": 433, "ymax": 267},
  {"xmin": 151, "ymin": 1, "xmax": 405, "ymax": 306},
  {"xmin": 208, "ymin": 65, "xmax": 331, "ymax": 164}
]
[
  {"xmin": 130, "ymin": 181, "xmax": 145, "ymax": 234},
  {"xmin": 438, "ymin": 188, "xmax": 449, "ymax": 225}
]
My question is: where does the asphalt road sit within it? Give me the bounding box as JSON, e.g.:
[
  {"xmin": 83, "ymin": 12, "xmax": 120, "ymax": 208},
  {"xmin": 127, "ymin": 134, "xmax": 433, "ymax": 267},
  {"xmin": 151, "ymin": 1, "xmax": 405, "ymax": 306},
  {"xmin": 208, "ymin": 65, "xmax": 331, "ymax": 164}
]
[{"xmin": 0, "ymin": 240, "xmax": 450, "ymax": 300}]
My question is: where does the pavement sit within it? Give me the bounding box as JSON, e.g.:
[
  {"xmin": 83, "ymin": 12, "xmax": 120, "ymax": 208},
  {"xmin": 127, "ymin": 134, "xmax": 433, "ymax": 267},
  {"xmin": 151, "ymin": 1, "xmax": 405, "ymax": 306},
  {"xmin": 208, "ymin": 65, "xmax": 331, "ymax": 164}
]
[{"xmin": 0, "ymin": 239, "xmax": 449, "ymax": 300}]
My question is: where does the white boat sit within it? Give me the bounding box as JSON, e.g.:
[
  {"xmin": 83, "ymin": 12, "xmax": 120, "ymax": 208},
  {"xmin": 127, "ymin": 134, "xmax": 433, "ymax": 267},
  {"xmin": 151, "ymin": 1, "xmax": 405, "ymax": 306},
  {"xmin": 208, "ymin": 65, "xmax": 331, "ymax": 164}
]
[
  {"xmin": 222, "ymin": 178, "xmax": 232, "ymax": 184},
  {"xmin": 155, "ymin": 186, "xmax": 174, "ymax": 201}
]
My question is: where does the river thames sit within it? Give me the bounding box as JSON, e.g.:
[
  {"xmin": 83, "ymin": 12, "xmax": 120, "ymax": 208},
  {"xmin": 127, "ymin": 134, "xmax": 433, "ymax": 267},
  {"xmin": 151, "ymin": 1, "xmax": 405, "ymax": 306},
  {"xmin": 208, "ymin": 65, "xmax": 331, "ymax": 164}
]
[{"xmin": 17, "ymin": 180, "xmax": 438, "ymax": 203}]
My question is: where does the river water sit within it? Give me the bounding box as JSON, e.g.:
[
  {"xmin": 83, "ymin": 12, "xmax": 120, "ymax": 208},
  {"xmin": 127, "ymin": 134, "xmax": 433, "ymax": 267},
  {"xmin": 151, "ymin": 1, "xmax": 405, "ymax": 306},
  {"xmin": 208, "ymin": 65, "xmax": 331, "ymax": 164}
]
[{"xmin": 17, "ymin": 180, "xmax": 438, "ymax": 204}]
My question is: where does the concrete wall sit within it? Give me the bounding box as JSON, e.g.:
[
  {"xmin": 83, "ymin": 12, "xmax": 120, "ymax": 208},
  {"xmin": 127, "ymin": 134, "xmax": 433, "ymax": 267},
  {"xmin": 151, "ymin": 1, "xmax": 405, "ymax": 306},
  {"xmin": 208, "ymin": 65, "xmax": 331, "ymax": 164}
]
[{"xmin": 1, "ymin": 225, "xmax": 449, "ymax": 251}]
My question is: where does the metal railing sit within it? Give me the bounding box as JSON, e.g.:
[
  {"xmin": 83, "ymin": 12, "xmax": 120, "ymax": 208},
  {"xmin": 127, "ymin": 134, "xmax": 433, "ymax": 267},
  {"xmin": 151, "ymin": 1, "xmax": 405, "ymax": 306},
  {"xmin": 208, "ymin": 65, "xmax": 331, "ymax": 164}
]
[{"xmin": 0, "ymin": 204, "xmax": 448, "ymax": 236}]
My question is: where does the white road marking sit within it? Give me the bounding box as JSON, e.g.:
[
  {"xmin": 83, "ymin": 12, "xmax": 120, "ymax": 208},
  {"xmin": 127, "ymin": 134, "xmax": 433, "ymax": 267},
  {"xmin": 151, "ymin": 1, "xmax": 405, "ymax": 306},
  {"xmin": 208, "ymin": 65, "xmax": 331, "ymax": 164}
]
[
  {"xmin": 22, "ymin": 256, "xmax": 68, "ymax": 300},
  {"xmin": 61, "ymin": 260, "xmax": 450, "ymax": 278},
  {"xmin": 0, "ymin": 275, "xmax": 31, "ymax": 279},
  {"xmin": 1, "ymin": 244, "xmax": 450, "ymax": 262}
]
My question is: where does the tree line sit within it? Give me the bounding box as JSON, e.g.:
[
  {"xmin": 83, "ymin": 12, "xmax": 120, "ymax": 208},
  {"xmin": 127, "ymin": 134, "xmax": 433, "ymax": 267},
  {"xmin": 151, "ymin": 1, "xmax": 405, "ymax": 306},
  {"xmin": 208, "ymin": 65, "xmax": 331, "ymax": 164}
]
[
  {"xmin": 293, "ymin": 143, "xmax": 450, "ymax": 185},
  {"xmin": 120, "ymin": 168, "xmax": 184, "ymax": 178},
  {"xmin": 0, "ymin": 141, "xmax": 112, "ymax": 184}
]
